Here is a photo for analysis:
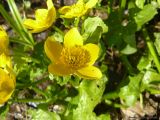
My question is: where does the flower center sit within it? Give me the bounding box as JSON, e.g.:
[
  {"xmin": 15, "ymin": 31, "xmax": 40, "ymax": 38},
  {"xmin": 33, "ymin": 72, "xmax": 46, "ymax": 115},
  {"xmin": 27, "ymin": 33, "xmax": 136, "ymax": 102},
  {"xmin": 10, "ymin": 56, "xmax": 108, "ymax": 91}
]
[{"xmin": 60, "ymin": 46, "xmax": 90, "ymax": 70}]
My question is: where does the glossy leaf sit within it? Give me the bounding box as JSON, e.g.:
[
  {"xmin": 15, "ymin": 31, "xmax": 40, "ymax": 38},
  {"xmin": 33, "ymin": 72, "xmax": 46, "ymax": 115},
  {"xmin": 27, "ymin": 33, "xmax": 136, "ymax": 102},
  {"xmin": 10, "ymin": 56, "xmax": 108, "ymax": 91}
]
[
  {"xmin": 72, "ymin": 76, "xmax": 108, "ymax": 120},
  {"xmin": 119, "ymin": 73, "xmax": 144, "ymax": 106},
  {"xmin": 83, "ymin": 17, "xmax": 108, "ymax": 41},
  {"xmin": 28, "ymin": 109, "xmax": 61, "ymax": 120},
  {"xmin": 135, "ymin": 0, "xmax": 145, "ymax": 9},
  {"xmin": 154, "ymin": 32, "xmax": 160, "ymax": 55},
  {"xmin": 134, "ymin": 4, "xmax": 157, "ymax": 30}
]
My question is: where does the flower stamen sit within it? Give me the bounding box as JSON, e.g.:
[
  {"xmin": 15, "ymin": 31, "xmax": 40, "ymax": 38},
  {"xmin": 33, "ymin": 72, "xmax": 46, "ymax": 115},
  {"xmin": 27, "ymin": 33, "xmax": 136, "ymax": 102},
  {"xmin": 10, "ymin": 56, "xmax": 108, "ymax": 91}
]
[{"xmin": 60, "ymin": 46, "xmax": 90, "ymax": 70}]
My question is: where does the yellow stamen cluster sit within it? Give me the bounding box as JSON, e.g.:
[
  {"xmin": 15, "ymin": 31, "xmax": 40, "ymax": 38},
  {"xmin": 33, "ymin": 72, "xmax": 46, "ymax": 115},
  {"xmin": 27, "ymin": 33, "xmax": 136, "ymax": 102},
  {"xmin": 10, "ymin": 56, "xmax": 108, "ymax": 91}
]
[{"xmin": 60, "ymin": 46, "xmax": 90, "ymax": 70}]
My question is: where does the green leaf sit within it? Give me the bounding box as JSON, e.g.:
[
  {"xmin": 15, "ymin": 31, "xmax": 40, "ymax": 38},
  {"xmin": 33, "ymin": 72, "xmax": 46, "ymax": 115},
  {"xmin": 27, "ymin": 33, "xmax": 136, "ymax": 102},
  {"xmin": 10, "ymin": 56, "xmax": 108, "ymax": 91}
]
[
  {"xmin": 54, "ymin": 76, "xmax": 71, "ymax": 86},
  {"xmin": 97, "ymin": 114, "xmax": 111, "ymax": 120},
  {"xmin": 158, "ymin": 0, "xmax": 160, "ymax": 7},
  {"xmin": 134, "ymin": 4, "xmax": 157, "ymax": 30},
  {"xmin": 104, "ymin": 10, "xmax": 137, "ymax": 53},
  {"xmin": 141, "ymin": 70, "xmax": 160, "ymax": 94},
  {"xmin": 85, "ymin": 26, "xmax": 103, "ymax": 44},
  {"xmin": 104, "ymin": 10, "xmax": 123, "ymax": 48},
  {"xmin": 135, "ymin": 0, "xmax": 145, "ymax": 9},
  {"xmin": 119, "ymin": 73, "xmax": 144, "ymax": 106},
  {"xmin": 28, "ymin": 109, "xmax": 61, "ymax": 120},
  {"xmin": 120, "ymin": 44, "xmax": 137, "ymax": 55},
  {"xmin": 72, "ymin": 76, "xmax": 108, "ymax": 120},
  {"xmin": 53, "ymin": 32, "xmax": 64, "ymax": 43},
  {"xmin": 0, "ymin": 104, "xmax": 9, "ymax": 120},
  {"xmin": 83, "ymin": 17, "xmax": 108, "ymax": 42},
  {"xmin": 154, "ymin": 32, "xmax": 160, "ymax": 55},
  {"xmin": 137, "ymin": 54, "xmax": 152, "ymax": 71},
  {"xmin": 141, "ymin": 70, "xmax": 160, "ymax": 90}
]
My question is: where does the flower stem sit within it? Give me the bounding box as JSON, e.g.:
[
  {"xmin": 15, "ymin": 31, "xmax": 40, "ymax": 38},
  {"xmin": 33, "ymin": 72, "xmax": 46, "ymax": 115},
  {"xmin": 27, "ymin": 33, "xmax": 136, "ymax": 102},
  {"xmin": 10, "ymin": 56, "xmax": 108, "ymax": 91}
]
[
  {"xmin": 120, "ymin": 55, "xmax": 135, "ymax": 74},
  {"xmin": 120, "ymin": 0, "xmax": 127, "ymax": 9},
  {"xmin": 142, "ymin": 28, "xmax": 160, "ymax": 73},
  {"xmin": 5, "ymin": 0, "xmax": 34, "ymax": 47},
  {"xmin": 53, "ymin": 26, "xmax": 64, "ymax": 36},
  {"xmin": 0, "ymin": 4, "xmax": 33, "ymax": 48},
  {"xmin": 10, "ymin": 98, "xmax": 46, "ymax": 103},
  {"xmin": 74, "ymin": 17, "xmax": 80, "ymax": 27},
  {"xmin": 0, "ymin": 4, "xmax": 18, "ymax": 30},
  {"xmin": 30, "ymin": 86, "xmax": 48, "ymax": 99},
  {"xmin": 107, "ymin": 0, "xmax": 113, "ymax": 14}
]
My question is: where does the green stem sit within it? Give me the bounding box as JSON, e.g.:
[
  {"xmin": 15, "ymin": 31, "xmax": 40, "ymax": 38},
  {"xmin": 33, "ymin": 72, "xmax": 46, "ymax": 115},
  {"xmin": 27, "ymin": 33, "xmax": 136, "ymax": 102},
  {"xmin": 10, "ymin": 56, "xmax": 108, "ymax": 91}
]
[
  {"xmin": 107, "ymin": 0, "xmax": 113, "ymax": 14},
  {"xmin": 120, "ymin": 55, "xmax": 135, "ymax": 74},
  {"xmin": 120, "ymin": 0, "xmax": 127, "ymax": 9},
  {"xmin": 0, "ymin": 4, "xmax": 19, "ymax": 31},
  {"xmin": 10, "ymin": 98, "xmax": 46, "ymax": 103},
  {"xmin": 74, "ymin": 17, "xmax": 80, "ymax": 27},
  {"xmin": 9, "ymin": 37, "xmax": 33, "ymax": 48},
  {"xmin": 30, "ymin": 86, "xmax": 48, "ymax": 99},
  {"xmin": 140, "ymin": 94, "xmax": 143, "ymax": 109},
  {"xmin": 6, "ymin": 0, "xmax": 34, "ymax": 46},
  {"xmin": 53, "ymin": 26, "xmax": 64, "ymax": 36},
  {"xmin": 119, "ymin": 0, "xmax": 127, "ymax": 20},
  {"xmin": 0, "ymin": 4, "xmax": 32, "ymax": 47},
  {"xmin": 16, "ymin": 78, "xmax": 48, "ymax": 89},
  {"xmin": 142, "ymin": 28, "xmax": 160, "ymax": 73}
]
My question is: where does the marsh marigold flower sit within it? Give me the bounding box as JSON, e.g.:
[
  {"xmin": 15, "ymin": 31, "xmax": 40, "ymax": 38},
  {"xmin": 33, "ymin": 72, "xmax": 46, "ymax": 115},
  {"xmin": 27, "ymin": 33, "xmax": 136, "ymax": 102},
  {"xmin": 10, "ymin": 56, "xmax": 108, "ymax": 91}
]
[
  {"xmin": 0, "ymin": 54, "xmax": 16, "ymax": 105},
  {"xmin": 59, "ymin": 0, "xmax": 98, "ymax": 18},
  {"xmin": 23, "ymin": 0, "xmax": 56, "ymax": 33},
  {"xmin": 0, "ymin": 27, "xmax": 16, "ymax": 105},
  {"xmin": 44, "ymin": 28, "xmax": 102, "ymax": 79},
  {"xmin": 0, "ymin": 26, "xmax": 9, "ymax": 54}
]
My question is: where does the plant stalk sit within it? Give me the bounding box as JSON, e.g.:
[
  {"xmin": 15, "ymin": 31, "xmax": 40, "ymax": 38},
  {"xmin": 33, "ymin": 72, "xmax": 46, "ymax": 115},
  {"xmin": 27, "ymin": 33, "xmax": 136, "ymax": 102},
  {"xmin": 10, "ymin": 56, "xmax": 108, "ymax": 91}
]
[
  {"xmin": 142, "ymin": 28, "xmax": 160, "ymax": 73},
  {"xmin": 6, "ymin": 0, "xmax": 34, "ymax": 46},
  {"xmin": 10, "ymin": 98, "xmax": 46, "ymax": 103}
]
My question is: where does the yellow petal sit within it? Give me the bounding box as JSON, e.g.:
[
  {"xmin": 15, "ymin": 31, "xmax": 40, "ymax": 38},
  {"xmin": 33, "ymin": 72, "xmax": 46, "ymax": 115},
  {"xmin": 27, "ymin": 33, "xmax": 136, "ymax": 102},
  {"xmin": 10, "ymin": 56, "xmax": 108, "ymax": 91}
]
[
  {"xmin": 23, "ymin": 19, "xmax": 48, "ymax": 33},
  {"xmin": 0, "ymin": 53, "xmax": 12, "ymax": 69},
  {"xmin": 0, "ymin": 68, "xmax": 15, "ymax": 105},
  {"xmin": 23, "ymin": 19, "xmax": 38, "ymax": 29},
  {"xmin": 59, "ymin": 6, "xmax": 71, "ymax": 14},
  {"xmin": 35, "ymin": 9, "xmax": 48, "ymax": 21},
  {"xmin": 76, "ymin": 66, "xmax": 102, "ymax": 79},
  {"xmin": 46, "ymin": 7, "xmax": 56, "ymax": 26},
  {"xmin": 64, "ymin": 28, "xmax": 83, "ymax": 47},
  {"xmin": 44, "ymin": 37, "xmax": 62, "ymax": 63},
  {"xmin": 85, "ymin": 0, "xmax": 98, "ymax": 9},
  {"xmin": 76, "ymin": 0, "xmax": 84, "ymax": 5},
  {"xmin": 48, "ymin": 63, "xmax": 73, "ymax": 76},
  {"xmin": 84, "ymin": 43, "xmax": 99, "ymax": 65},
  {"xmin": 46, "ymin": 0, "xmax": 56, "ymax": 25},
  {"xmin": 23, "ymin": 0, "xmax": 56, "ymax": 33},
  {"xmin": 47, "ymin": 0, "xmax": 54, "ymax": 9},
  {"xmin": 0, "ymin": 27, "xmax": 9, "ymax": 54}
]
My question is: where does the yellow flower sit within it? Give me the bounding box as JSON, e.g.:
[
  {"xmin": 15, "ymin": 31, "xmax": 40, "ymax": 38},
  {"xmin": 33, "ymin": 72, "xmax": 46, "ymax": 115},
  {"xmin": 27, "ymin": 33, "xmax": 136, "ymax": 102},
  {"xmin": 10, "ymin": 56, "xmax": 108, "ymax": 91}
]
[
  {"xmin": 0, "ymin": 53, "xmax": 15, "ymax": 105},
  {"xmin": 0, "ymin": 68, "xmax": 16, "ymax": 105},
  {"xmin": 23, "ymin": 0, "xmax": 56, "ymax": 33},
  {"xmin": 44, "ymin": 28, "xmax": 102, "ymax": 79},
  {"xmin": 59, "ymin": 0, "xmax": 98, "ymax": 18},
  {"xmin": 0, "ymin": 26, "xmax": 9, "ymax": 54}
]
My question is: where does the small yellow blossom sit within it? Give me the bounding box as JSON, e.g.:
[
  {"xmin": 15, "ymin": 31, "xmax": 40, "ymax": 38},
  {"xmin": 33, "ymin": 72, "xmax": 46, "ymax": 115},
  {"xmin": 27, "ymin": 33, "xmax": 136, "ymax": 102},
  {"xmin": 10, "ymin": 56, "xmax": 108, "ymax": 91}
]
[
  {"xmin": 0, "ymin": 26, "xmax": 9, "ymax": 54},
  {"xmin": 23, "ymin": 0, "xmax": 56, "ymax": 33},
  {"xmin": 44, "ymin": 27, "xmax": 102, "ymax": 79},
  {"xmin": 0, "ymin": 53, "xmax": 15, "ymax": 105},
  {"xmin": 59, "ymin": 0, "xmax": 98, "ymax": 18}
]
